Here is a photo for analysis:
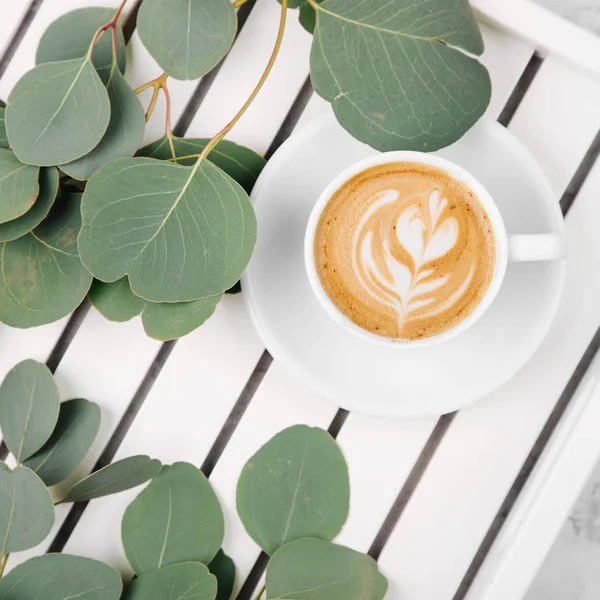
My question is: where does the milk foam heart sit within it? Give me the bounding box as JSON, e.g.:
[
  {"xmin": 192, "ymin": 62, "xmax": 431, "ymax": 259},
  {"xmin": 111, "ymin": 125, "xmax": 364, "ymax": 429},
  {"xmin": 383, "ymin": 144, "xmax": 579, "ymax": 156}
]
[{"xmin": 314, "ymin": 162, "xmax": 496, "ymax": 341}]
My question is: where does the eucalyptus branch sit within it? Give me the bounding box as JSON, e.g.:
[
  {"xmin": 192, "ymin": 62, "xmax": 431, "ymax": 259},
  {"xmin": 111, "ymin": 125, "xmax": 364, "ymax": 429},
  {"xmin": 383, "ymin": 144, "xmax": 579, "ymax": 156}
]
[
  {"xmin": 198, "ymin": 0, "xmax": 288, "ymax": 162},
  {"xmin": 168, "ymin": 153, "xmax": 201, "ymax": 162},
  {"xmin": 134, "ymin": 72, "xmax": 174, "ymax": 149},
  {"xmin": 233, "ymin": 0, "xmax": 251, "ymax": 8},
  {"xmin": 0, "ymin": 554, "xmax": 8, "ymax": 578},
  {"xmin": 253, "ymin": 583, "xmax": 266, "ymax": 600},
  {"xmin": 87, "ymin": 0, "xmax": 128, "ymax": 59}
]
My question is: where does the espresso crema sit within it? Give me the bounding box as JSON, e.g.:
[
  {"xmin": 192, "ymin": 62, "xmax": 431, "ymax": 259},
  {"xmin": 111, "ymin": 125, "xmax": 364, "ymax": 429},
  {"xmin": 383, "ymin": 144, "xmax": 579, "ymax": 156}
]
[{"xmin": 314, "ymin": 162, "xmax": 496, "ymax": 341}]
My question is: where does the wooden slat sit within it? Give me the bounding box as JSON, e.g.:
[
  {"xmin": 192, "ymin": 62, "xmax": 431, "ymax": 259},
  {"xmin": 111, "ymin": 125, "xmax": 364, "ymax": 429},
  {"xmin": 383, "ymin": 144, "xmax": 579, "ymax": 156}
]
[{"xmin": 378, "ymin": 56, "xmax": 600, "ymax": 600}]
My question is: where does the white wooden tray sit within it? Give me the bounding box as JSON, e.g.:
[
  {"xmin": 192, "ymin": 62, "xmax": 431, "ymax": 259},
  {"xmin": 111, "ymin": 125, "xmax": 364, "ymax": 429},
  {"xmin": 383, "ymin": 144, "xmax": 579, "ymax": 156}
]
[{"xmin": 1, "ymin": 1, "xmax": 600, "ymax": 598}]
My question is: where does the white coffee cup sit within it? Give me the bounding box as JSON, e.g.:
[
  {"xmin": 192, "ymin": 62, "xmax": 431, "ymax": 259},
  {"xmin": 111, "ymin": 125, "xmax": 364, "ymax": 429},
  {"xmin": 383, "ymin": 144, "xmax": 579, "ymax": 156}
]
[{"xmin": 304, "ymin": 151, "xmax": 568, "ymax": 348}]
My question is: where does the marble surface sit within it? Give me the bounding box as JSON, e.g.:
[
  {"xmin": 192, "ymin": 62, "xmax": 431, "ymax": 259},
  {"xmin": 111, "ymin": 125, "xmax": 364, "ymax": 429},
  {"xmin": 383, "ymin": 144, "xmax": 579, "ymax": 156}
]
[
  {"xmin": 535, "ymin": 0, "xmax": 600, "ymax": 35},
  {"xmin": 525, "ymin": 458, "xmax": 600, "ymax": 599}
]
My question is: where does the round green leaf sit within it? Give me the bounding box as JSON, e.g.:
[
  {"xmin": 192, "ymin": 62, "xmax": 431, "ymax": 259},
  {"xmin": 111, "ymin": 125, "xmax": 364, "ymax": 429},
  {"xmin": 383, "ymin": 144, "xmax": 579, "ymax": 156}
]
[
  {"xmin": 123, "ymin": 562, "xmax": 217, "ymax": 600},
  {"xmin": 89, "ymin": 275, "xmax": 221, "ymax": 339},
  {"xmin": 0, "ymin": 194, "xmax": 92, "ymax": 328},
  {"xmin": 137, "ymin": 137, "xmax": 265, "ymax": 194},
  {"xmin": 122, "ymin": 462, "xmax": 224, "ymax": 573},
  {"xmin": 0, "ymin": 108, "xmax": 8, "ymax": 149},
  {"xmin": 142, "ymin": 295, "xmax": 222, "ymax": 341},
  {"xmin": 266, "ymin": 539, "xmax": 388, "ymax": 600},
  {"xmin": 36, "ymin": 7, "xmax": 127, "ymax": 84},
  {"xmin": 278, "ymin": 0, "xmax": 306, "ymax": 8},
  {"xmin": 237, "ymin": 425, "xmax": 349, "ymax": 556},
  {"xmin": 209, "ymin": 550, "xmax": 235, "ymax": 600},
  {"xmin": 310, "ymin": 0, "xmax": 491, "ymax": 152},
  {"xmin": 0, "ymin": 554, "xmax": 122, "ymax": 600},
  {"xmin": 23, "ymin": 398, "xmax": 101, "ymax": 486},
  {"xmin": 88, "ymin": 277, "xmax": 146, "ymax": 323},
  {"xmin": 0, "ymin": 149, "xmax": 39, "ymax": 223},
  {"xmin": 61, "ymin": 69, "xmax": 145, "ymax": 180},
  {"xmin": 0, "ymin": 167, "xmax": 59, "ymax": 242},
  {"xmin": 0, "ymin": 464, "xmax": 54, "ymax": 553},
  {"xmin": 6, "ymin": 57, "xmax": 111, "ymax": 166},
  {"xmin": 79, "ymin": 157, "xmax": 257, "ymax": 302},
  {"xmin": 0, "ymin": 359, "xmax": 59, "ymax": 462},
  {"xmin": 61, "ymin": 455, "xmax": 162, "ymax": 503},
  {"xmin": 298, "ymin": 2, "xmax": 318, "ymax": 33},
  {"xmin": 137, "ymin": 0, "xmax": 236, "ymax": 81}
]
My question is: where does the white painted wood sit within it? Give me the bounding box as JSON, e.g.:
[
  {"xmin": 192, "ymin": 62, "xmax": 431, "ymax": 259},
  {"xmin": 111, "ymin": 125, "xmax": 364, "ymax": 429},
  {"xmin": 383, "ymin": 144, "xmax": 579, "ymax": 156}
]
[
  {"xmin": 61, "ymin": 295, "xmax": 265, "ymax": 572},
  {"xmin": 473, "ymin": 0, "xmax": 600, "ymax": 81},
  {"xmin": 0, "ymin": 4, "xmax": 34, "ymax": 62},
  {"xmin": 509, "ymin": 56, "xmax": 600, "ymax": 197},
  {"xmin": 378, "ymin": 58, "xmax": 600, "ymax": 599},
  {"xmin": 467, "ymin": 370, "xmax": 600, "ymax": 600}
]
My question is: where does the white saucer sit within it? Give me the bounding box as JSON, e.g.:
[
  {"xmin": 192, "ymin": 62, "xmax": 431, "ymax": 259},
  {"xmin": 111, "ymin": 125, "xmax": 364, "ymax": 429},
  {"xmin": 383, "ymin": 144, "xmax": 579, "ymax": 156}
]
[{"xmin": 243, "ymin": 110, "xmax": 566, "ymax": 418}]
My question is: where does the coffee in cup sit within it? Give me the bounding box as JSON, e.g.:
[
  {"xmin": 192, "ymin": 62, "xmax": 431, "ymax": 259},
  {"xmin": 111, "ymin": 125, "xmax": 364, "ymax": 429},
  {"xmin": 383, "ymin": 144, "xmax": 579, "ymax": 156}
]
[{"xmin": 312, "ymin": 162, "xmax": 496, "ymax": 341}]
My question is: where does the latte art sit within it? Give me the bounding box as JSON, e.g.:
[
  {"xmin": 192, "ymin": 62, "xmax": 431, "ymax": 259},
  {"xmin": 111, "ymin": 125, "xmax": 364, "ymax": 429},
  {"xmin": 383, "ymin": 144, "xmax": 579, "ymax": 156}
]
[{"xmin": 314, "ymin": 162, "xmax": 496, "ymax": 341}]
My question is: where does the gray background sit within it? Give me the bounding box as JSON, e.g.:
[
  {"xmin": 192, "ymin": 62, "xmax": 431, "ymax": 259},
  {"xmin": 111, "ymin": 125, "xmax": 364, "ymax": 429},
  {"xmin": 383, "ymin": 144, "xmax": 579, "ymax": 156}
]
[
  {"xmin": 525, "ymin": 458, "xmax": 600, "ymax": 599},
  {"xmin": 535, "ymin": 0, "xmax": 600, "ymax": 35}
]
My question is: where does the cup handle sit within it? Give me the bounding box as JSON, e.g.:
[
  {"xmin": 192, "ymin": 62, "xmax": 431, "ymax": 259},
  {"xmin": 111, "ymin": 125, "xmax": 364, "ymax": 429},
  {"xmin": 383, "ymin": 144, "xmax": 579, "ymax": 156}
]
[{"xmin": 507, "ymin": 233, "xmax": 568, "ymax": 262}]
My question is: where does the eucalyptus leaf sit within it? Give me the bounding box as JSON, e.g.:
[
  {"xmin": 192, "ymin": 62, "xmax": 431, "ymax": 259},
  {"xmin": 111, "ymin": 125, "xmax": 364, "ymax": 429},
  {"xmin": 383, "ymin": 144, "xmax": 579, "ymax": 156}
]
[
  {"xmin": 6, "ymin": 57, "xmax": 110, "ymax": 166},
  {"xmin": 298, "ymin": 1, "xmax": 319, "ymax": 33},
  {"xmin": 89, "ymin": 274, "xmax": 222, "ymax": 339},
  {"xmin": 79, "ymin": 157, "xmax": 257, "ymax": 302},
  {"xmin": 309, "ymin": 0, "xmax": 491, "ymax": 151},
  {"xmin": 209, "ymin": 550, "xmax": 235, "ymax": 600},
  {"xmin": 266, "ymin": 539, "xmax": 388, "ymax": 600},
  {"xmin": 61, "ymin": 68, "xmax": 145, "ymax": 180},
  {"xmin": 278, "ymin": 0, "xmax": 306, "ymax": 8},
  {"xmin": 122, "ymin": 462, "xmax": 224, "ymax": 573},
  {"xmin": 88, "ymin": 277, "xmax": 146, "ymax": 323},
  {"xmin": 23, "ymin": 398, "xmax": 101, "ymax": 486},
  {"xmin": 142, "ymin": 294, "xmax": 222, "ymax": 341},
  {"xmin": 61, "ymin": 455, "xmax": 162, "ymax": 503},
  {"xmin": 0, "ymin": 167, "xmax": 59, "ymax": 242},
  {"xmin": 0, "ymin": 464, "xmax": 54, "ymax": 553},
  {"xmin": 36, "ymin": 7, "xmax": 127, "ymax": 85},
  {"xmin": 0, "ymin": 554, "xmax": 122, "ymax": 600},
  {"xmin": 0, "ymin": 109, "xmax": 8, "ymax": 149},
  {"xmin": 137, "ymin": 137, "xmax": 265, "ymax": 194},
  {"xmin": 137, "ymin": 0, "xmax": 236, "ymax": 80},
  {"xmin": 123, "ymin": 562, "xmax": 217, "ymax": 600},
  {"xmin": 0, "ymin": 149, "xmax": 39, "ymax": 223},
  {"xmin": 0, "ymin": 194, "xmax": 92, "ymax": 328},
  {"xmin": 0, "ymin": 359, "xmax": 59, "ymax": 462},
  {"xmin": 237, "ymin": 425, "xmax": 349, "ymax": 555}
]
